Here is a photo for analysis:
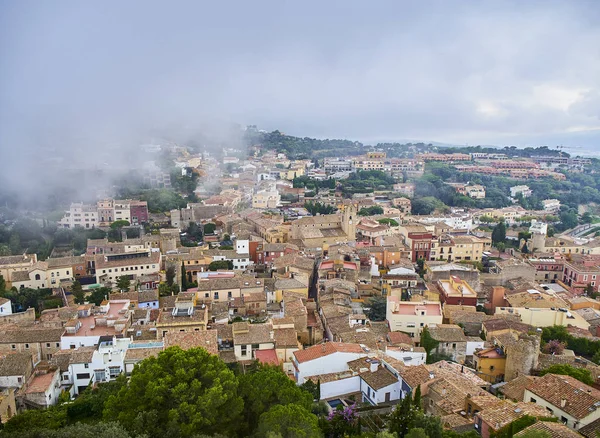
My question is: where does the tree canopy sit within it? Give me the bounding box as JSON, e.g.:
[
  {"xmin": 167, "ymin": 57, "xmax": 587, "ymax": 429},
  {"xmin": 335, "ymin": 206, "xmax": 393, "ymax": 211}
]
[{"xmin": 103, "ymin": 346, "xmax": 244, "ymax": 437}]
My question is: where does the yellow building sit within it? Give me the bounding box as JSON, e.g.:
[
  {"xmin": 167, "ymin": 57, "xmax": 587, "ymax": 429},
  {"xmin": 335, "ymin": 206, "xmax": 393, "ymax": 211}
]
[
  {"xmin": 495, "ymin": 307, "xmax": 590, "ymax": 330},
  {"xmin": 274, "ymin": 278, "xmax": 309, "ymax": 302},
  {"xmin": 252, "ymin": 190, "xmax": 281, "ymax": 209},
  {"xmin": 473, "ymin": 347, "xmax": 506, "ymax": 383}
]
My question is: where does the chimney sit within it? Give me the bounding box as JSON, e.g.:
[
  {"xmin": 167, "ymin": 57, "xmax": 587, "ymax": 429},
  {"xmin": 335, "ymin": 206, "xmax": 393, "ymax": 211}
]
[
  {"xmin": 561, "ymin": 398, "xmax": 567, "ymax": 408},
  {"xmin": 270, "ymin": 331, "xmax": 274, "ymax": 340},
  {"xmin": 370, "ymin": 360, "xmax": 379, "ymax": 373}
]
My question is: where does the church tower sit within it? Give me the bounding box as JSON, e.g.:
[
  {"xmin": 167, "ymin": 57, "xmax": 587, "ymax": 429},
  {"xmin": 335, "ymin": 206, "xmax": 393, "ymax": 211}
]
[{"xmin": 341, "ymin": 202, "xmax": 357, "ymax": 240}]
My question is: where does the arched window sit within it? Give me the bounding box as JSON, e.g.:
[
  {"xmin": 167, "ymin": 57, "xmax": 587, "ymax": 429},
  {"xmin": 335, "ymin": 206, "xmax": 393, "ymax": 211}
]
[{"xmin": 35, "ymin": 273, "xmax": 41, "ymax": 280}]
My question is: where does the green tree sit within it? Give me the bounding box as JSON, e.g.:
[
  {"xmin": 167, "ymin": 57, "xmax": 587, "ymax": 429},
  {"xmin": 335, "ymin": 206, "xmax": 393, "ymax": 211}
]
[
  {"xmin": 88, "ymin": 287, "xmax": 111, "ymax": 306},
  {"xmin": 238, "ymin": 365, "xmax": 313, "ymax": 433},
  {"xmin": 71, "ymin": 280, "xmax": 85, "ymax": 304},
  {"xmin": 104, "ymin": 347, "xmax": 243, "ymax": 437},
  {"xmin": 538, "ymin": 364, "xmax": 594, "ymax": 386},
  {"xmin": 365, "ymin": 296, "xmax": 387, "ymax": 321},
  {"xmin": 389, "ymin": 394, "xmax": 418, "ymax": 438},
  {"xmin": 492, "ymin": 221, "xmax": 506, "ymax": 245},
  {"xmin": 116, "ymin": 276, "xmax": 131, "ymax": 292},
  {"xmin": 181, "ymin": 262, "xmax": 188, "ymax": 292},
  {"xmin": 406, "ymin": 429, "xmax": 428, "ymax": 438},
  {"xmin": 110, "ymin": 220, "xmax": 130, "ymax": 229},
  {"xmin": 300, "ymin": 380, "xmax": 320, "ymax": 401},
  {"xmin": 256, "ymin": 404, "xmax": 321, "ymax": 438},
  {"xmin": 420, "ymin": 327, "xmax": 439, "ymax": 361},
  {"xmin": 204, "ymin": 222, "xmax": 216, "ymax": 234},
  {"xmin": 209, "ymin": 260, "xmax": 233, "ymax": 271},
  {"xmin": 166, "ymin": 265, "xmax": 176, "ymax": 286},
  {"xmin": 521, "ymin": 242, "xmax": 530, "ymax": 254},
  {"xmin": 559, "ymin": 210, "xmax": 578, "ymax": 230},
  {"xmin": 358, "ymin": 206, "xmax": 384, "ymax": 216},
  {"xmin": 515, "ymin": 430, "xmax": 551, "ymax": 438},
  {"xmin": 413, "ymin": 385, "xmax": 422, "ymax": 410}
]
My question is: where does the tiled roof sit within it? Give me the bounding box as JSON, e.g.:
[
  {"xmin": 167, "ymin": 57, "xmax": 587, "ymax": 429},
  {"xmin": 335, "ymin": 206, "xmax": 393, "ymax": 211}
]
[
  {"xmin": 69, "ymin": 347, "xmax": 96, "ymax": 364},
  {"xmin": 478, "ymin": 401, "xmax": 553, "ymax": 431},
  {"xmin": 293, "ymin": 342, "xmax": 365, "ymax": 364},
  {"xmin": 387, "ymin": 331, "xmax": 415, "ymax": 346},
  {"xmin": 163, "ymin": 330, "xmax": 218, "ymax": 355},
  {"xmin": 232, "ymin": 322, "xmax": 274, "ymax": 345},
  {"xmin": 428, "ymin": 324, "xmax": 467, "ymax": 342},
  {"xmin": 500, "ymin": 375, "xmax": 537, "ymax": 402},
  {"xmin": 579, "ymin": 417, "xmax": 600, "ymax": 438},
  {"xmin": 254, "ymin": 349, "xmax": 280, "ymax": 366},
  {"xmin": 0, "ymin": 328, "xmax": 64, "ymax": 343},
  {"xmin": 0, "ymin": 353, "xmax": 32, "ymax": 376},
  {"xmin": 526, "ymin": 373, "xmax": 600, "ymax": 420},
  {"xmin": 514, "ymin": 421, "xmax": 581, "ymax": 438},
  {"xmin": 274, "ymin": 327, "xmax": 298, "ymax": 348},
  {"xmin": 399, "ymin": 364, "xmax": 432, "ymax": 389},
  {"xmin": 124, "ymin": 346, "xmax": 163, "ymax": 362},
  {"xmin": 360, "ymin": 367, "xmax": 398, "ymax": 390},
  {"xmin": 25, "ymin": 371, "xmax": 57, "ymax": 394}
]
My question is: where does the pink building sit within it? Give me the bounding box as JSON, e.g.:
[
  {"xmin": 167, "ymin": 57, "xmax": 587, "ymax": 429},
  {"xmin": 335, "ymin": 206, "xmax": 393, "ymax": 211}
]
[{"xmin": 563, "ymin": 256, "xmax": 600, "ymax": 294}]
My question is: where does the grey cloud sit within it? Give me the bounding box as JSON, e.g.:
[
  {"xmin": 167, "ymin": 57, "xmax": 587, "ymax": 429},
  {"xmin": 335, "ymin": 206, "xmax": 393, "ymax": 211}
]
[{"xmin": 1, "ymin": 0, "xmax": 599, "ymax": 204}]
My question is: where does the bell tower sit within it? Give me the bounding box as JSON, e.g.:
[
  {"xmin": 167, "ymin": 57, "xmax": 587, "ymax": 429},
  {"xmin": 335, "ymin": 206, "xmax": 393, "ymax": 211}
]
[{"xmin": 341, "ymin": 203, "xmax": 357, "ymax": 240}]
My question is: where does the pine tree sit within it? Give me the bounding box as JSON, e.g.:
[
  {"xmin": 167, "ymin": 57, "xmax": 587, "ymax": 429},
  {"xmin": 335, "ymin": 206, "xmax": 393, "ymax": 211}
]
[
  {"xmin": 413, "ymin": 385, "xmax": 422, "ymax": 411},
  {"xmin": 181, "ymin": 262, "xmax": 188, "ymax": 292},
  {"xmin": 389, "ymin": 392, "xmax": 416, "ymax": 438}
]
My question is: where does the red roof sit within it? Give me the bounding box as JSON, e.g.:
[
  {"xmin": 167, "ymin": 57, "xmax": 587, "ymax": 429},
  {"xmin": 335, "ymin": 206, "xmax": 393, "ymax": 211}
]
[
  {"xmin": 255, "ymin": 349, "xmax": 280, "ymax": 366},
  {"xmin": 293, "ymin": 342, "xmax": 365, "ymax": 364}
]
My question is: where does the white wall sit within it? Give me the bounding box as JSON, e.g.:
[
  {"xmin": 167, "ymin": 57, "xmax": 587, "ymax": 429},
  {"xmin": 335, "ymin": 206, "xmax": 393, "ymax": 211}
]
[
  {"xmin": 385, "ymin": 349, "xmax": 426, "ymax": 366},
  {"xmin": 361, "ymin": 380, "xmax": 401, "ymax": 405},
  {"xmin": 0, "ymin": 300, "xmax": 12, "ymax": 315},
  {"xmin": 295, "ymin": 351, "xmax": 367, "ymax": 384},
  {"xmin": 466, "ymin": 340, "xmax": 485, "ymax": 356},
  {"xmin": 319, "ymin": 376, "xmax": 361, "ymax": 400},
  {"xmin": 61, "ymin": 335, "xmax": 101, "ymax": 350}
]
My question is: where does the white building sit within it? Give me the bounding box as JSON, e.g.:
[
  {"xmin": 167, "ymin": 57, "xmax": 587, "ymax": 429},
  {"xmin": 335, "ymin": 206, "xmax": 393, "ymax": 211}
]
[
  {"xmin": 292, "ymin": 342, "xmax": 367, "ymax": 384},
  {"xmin": 510, "ymin": 185, "xmax": 533, "ymax": 198},
  {"xmin": 542, "ymin": 199, "xmax": 561, "ymax": 214},
  {"xmin": 58, "ymin": 203, "xmax": 98, "ymax": 229},
  {"xmin": 0, "ymin": 298, "xmax": 12, "ymax": 316},
  {"xmin": 384, "ymin": 347, "xmax": 426, "ymax": 366},
  {"xmin": 530, "ymin": 220, "xmax": 548, "ymax": 236},
  {"xmin": 386, "ymin": 298, "xmax": 443, "ymax": 342}
]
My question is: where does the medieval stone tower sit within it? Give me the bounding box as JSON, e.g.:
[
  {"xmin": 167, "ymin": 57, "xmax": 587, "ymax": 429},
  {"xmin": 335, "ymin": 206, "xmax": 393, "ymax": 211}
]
[
  {"xmin": 341, "ymin": 202, "xmax": 357, "ymax": 240},
  {"xmin": 504, "ymin": 333, "xmax": 541, "ymax": 381}
]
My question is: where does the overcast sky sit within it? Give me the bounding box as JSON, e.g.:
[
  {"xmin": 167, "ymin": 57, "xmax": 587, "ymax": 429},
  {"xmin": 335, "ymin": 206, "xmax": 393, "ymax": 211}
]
[{"xmin": 1, "ymin": 0, "xmax": 600, "ymax": 156}]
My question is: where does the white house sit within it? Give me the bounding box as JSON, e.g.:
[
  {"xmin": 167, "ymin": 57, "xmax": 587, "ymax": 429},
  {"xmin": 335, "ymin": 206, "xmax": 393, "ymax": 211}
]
[
  {"xmin": 510, "ymin": 185, "xmax": 532, "ymax": 198},
  {"xmin": 384, "ymin": 346, "xmax": 426, "ymax": 366},
  {"xmin": 292, "ymin": 342, "xmax": 367, "ymax": 384},
  {"xmin": 0, "ymin": 298, "xmax": 12, "ymax": 316},
  {"xmin": 524, "ymin": 373, "xmax": 600, "ymax": 431}
]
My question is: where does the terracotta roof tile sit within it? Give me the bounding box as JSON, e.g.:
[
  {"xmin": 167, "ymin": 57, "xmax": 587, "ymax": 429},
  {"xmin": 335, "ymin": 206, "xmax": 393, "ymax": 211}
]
[
  {"xmin": 526, "ymin": 373, "xmax": 600, "ymax": 420},
  {"xmin": 293, "ymin": 342, "xmax": 365, "ymax": 364}
]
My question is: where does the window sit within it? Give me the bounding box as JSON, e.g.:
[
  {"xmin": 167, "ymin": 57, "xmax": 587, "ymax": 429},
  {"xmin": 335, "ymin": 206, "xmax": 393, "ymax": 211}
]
[
  {"xmin": 76, "ymin": 373, "xmax": 91, "ymax": 380},
  {"xmin": 11, "ymin": 344, "xmax": 16, "ymax": 350},
  {"xmin": 46, "ymin": 343, "xmax": 50, "ymax": 347},
  {"xmin": 109, "ymin": 367, "xmax": 121, "ymax": 378},
  {"xmin": 84, "ymin": 363, "xmax": 89, "ymax": 368},
  {"xmin": 241, "ymin": 345, "xmax": 248, "ymax": 356},
  {"xmin": 95, "ymin": 370, "xmax": 106, "ymax": 381},
  {"xmin": 25, "ymin": 343, "xmax": 30, "ymax": 349},
  {"xmin": 214, "ymin": 292, "xmax": 219, "ymax": 300},
  {"xmin": 228, "ymin": 291, "xmax": 232, "ymax": 298},
  {"xmin": 561, "ymin": 416, "xmax": 568, "ymax": 425},
  {"xmin": 252, "ymin": 344, "xmax": 260, "ymax": 349},
  {"xmin": 490, "ymin": 365, "xmax": 495, "ymax": 371}
]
